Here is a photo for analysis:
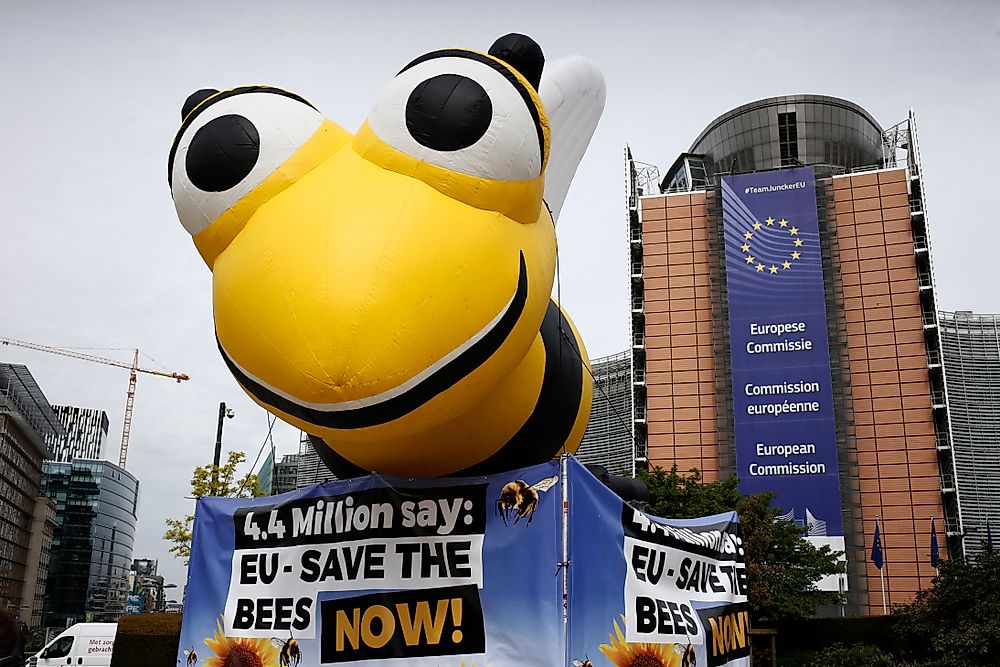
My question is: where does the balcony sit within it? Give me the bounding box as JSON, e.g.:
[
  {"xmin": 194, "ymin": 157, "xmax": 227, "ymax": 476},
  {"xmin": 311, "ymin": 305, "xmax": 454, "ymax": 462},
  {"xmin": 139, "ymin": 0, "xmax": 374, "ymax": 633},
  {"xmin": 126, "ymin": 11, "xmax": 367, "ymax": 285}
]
[
  {"xmin": 631, "ymin": 262, "xmax": 643, "ymax": 279},
  {"xmin": 917, "ymin": 271, "xmax": 933, "ymax": 290},
  {"xmin": 927, "ymin": 347, "xmax": 942, "ymax": 369},
  {"xmin": 630, "ymin": 226, "xmax": 642, "ymax": 244},
  {"xmin": 634, "ymin": 405, "xmax": 647, "ymax": 423},
  {"xmin": 632, "ymin": 367, "xmax": 646, "ymax": 384},
  {"xmin": 940, "ymin": 472, "xmax": 957, "ymax": 493},
  {"xmin": 935, "ymin": 433, "xmax": 951, "ymax": 451},
  {"xmin": 913, "ymin": 235, "xmax": 928, "ymax": 253},
  {"xmin": 945, "ymin": 516, "xmax": 962, "ymax": 536},
  {"xmin": 631, "ymin": 297, "xmax": 644, "ymax": 313},
  {"xmin": 632, "ymin": 331, "xmax": 645, "ymax": 348}
]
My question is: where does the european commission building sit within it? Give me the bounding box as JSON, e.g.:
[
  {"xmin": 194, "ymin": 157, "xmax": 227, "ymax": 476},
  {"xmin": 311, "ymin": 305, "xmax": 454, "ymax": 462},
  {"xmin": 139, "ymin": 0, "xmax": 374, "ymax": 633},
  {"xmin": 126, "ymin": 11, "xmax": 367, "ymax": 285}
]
[{"xmin": 628, "ymin": 95, "xmax": 954, "ymax": 615}]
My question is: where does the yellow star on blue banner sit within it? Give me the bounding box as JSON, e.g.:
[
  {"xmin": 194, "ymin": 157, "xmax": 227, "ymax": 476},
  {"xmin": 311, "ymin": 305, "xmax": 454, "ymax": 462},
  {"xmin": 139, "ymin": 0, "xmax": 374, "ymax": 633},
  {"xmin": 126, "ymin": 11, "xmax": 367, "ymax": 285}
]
[{"xmin": 740, "ymin": 214, "xmax": 805, "ymax": 275}]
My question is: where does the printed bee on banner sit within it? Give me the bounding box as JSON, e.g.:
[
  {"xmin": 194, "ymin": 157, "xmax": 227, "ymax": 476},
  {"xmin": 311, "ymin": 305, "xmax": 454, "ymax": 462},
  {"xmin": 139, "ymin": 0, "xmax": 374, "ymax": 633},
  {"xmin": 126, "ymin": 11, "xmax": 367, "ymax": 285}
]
[
  {"xmin": 496, "ymin": 475, "xmax": 558, "ymax": 526},
  {"xmin": 270, "ymin": 635, "xmax": 301, "ymax": 667}
]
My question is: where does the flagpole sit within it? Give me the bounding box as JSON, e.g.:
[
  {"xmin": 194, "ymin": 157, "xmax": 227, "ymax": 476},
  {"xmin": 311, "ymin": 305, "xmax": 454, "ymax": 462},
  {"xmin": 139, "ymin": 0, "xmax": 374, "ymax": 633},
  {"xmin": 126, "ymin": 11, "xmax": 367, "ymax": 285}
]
[{"xmin": 878, "ymin": 515, "xmax": 887, "ymax": 614}]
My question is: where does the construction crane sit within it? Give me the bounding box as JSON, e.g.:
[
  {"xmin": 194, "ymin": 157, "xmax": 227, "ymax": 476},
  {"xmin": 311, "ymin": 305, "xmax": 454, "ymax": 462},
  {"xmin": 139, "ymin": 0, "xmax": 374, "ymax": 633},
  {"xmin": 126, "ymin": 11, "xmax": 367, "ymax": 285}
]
[{"xmin": 0, "ymin": 336, "xmax": 190, "ymax": 468}]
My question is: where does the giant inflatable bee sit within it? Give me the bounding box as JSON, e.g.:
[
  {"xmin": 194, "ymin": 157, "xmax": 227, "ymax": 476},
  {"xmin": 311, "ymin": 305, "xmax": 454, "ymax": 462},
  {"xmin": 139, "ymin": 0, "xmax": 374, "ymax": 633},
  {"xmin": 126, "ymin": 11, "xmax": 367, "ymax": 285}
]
[{"xmin": 168, "ymin": 34, "xmax": 604, "ymax": 477}]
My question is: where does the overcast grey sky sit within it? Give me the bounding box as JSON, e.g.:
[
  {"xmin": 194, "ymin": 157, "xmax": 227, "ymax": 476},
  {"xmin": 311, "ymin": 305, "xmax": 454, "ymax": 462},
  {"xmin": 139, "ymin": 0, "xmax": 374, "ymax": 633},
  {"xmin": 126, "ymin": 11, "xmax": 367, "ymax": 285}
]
[{"xmin": 2, "ymin": 0, "xmax": 998, "ymax": 589}]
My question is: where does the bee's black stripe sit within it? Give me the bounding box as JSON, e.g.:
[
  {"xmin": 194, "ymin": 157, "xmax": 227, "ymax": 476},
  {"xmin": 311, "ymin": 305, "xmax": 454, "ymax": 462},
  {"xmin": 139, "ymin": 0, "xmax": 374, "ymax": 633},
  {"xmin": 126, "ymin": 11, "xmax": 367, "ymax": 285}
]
[
  {"xmin": 218, "ymin": 252, "xmax": 529, "ymax": 430},
  {"xmin": 168, "ymin": 86, "xmax": 317, "ymax": 188},
  {"xmin": 451, "ymin": 299, "xmax": 586, "ymax": 477},
  {"xmin": 398, "ymin": 50, "xmax": 545, "ymax": 167}
]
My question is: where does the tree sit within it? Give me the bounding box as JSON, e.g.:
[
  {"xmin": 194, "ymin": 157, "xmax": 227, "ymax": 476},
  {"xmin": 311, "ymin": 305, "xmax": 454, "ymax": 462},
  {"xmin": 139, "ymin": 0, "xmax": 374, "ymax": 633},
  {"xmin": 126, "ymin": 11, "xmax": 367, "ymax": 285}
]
[
  {"xmin": 164, "ymin": 450, "xmax": 264, "ymax": 563},
  {"xmin": 639, "ymin": 465, "xmax": 843, "ymax": 622},
  {"xmin": 892, "ymin": 545, "xmax": 1000, "ymax": 665}
]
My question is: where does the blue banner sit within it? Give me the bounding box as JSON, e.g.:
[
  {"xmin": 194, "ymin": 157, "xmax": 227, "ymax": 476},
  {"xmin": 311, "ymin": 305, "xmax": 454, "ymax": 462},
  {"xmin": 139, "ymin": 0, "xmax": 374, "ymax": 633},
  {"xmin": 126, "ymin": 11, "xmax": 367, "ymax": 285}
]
[
  {"xmin": 567, "ymin": 458, "xmax": 749, "ymax": 667},
  {"xmin": 178, "ymin": 461, "xmax": 563, "ymax": 666},
  {"xmin": 721, "ymin": 168, "xmax": 846, "ymax": 576},
  {"xmin": 179, "ymin": 459, "xmax": 750, "ymax": 666}
]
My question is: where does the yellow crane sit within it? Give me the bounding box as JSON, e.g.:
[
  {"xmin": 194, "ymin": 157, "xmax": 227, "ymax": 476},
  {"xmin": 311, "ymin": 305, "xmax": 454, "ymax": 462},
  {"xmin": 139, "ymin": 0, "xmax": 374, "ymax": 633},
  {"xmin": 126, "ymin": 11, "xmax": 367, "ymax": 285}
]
[{"xmin": 0, "ymin": 336, "xmax": 190, "ymax": 468}]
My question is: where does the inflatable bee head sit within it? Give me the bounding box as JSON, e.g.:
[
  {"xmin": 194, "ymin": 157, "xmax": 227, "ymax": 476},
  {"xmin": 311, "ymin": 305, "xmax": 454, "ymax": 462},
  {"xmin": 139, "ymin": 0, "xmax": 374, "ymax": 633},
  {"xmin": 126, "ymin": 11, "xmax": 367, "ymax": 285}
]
[{"xmin": 169, "ymin": 34, "xmax": 604, "ymax": 477}]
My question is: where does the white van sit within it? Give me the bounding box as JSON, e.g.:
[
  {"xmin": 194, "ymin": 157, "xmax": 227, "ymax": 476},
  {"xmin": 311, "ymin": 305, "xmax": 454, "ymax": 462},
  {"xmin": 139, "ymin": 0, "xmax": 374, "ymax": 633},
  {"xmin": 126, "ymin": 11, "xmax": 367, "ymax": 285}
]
[{"xmin": 34, "ymin": 623, "xmax": 117, "ymax": 667}]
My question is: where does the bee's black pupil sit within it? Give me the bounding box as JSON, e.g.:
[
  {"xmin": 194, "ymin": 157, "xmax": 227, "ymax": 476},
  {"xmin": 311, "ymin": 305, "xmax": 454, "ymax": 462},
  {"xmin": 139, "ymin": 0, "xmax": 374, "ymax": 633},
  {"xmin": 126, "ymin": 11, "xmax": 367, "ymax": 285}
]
[
  {"xmin": 186, "ymin": 114, "xmax": 260, "ymax": 192},
  {"xmin": 405, "ymin": 74, "xmax": 492, "ymax": 152}
]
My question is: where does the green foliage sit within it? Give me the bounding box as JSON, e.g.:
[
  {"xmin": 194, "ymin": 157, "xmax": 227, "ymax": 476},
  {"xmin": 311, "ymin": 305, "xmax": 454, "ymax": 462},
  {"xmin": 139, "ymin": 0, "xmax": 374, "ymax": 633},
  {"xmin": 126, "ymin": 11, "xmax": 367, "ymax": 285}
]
[
  {"xmin": 163, "ymin": 451, "xmax": 263, "ymax": 563},
  {"xmin": 893, "ymin": 545, "xmax": 1000, "ymax": 665},
  {"xmin": 796, "ymin": 643, "xmax": 902, "ymax": 667},
  {"xmin": 639, "ymin": 466, "xmax": 843, "ymax": 623}
]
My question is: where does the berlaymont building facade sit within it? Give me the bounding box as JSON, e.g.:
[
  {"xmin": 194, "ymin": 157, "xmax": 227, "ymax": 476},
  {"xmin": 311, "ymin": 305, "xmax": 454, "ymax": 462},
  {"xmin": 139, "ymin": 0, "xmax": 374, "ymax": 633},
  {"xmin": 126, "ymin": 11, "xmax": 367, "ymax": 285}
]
[{"xmin": 627, "ymin": 95, "xmax": 956, "ymax": 615}]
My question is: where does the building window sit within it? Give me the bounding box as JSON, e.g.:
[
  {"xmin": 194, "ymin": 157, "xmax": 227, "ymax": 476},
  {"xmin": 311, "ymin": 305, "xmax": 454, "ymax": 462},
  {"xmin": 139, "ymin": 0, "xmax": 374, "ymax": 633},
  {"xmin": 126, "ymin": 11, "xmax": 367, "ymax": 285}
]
[{"xmin": 778, "ymin": 112, "xmax": 798, "ymax": 166}]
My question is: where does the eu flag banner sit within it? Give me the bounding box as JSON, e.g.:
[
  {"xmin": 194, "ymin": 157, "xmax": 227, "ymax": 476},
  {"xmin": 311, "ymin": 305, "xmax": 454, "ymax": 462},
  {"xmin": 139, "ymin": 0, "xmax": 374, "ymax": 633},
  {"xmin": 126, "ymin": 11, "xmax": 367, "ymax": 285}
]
[
  {"xmin": 930, "ymin": 519, "xmax": 939, "ymax": 568},
  {"xmin": 178, "ymin": 461, "xmax": 564, "ymax": 666},
  {"xmin": 568, "ymin": 459, "xmax": 750, "ymax": 667},
  {"xmin": 721, "ymin": 167, "xmax": 846, "ymax": 590},
  {"xmin": 871, "ymin": 519, "xmax": 883, "ymax": 570}
]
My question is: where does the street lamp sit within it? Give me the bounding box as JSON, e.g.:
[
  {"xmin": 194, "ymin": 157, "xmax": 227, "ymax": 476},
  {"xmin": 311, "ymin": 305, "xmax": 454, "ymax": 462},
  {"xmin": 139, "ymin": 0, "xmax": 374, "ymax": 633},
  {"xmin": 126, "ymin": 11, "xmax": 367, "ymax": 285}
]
[
  {"xmin": 212, "ymin": 402, "xmax": 235, "ymax": 490},
  {"xmin": 213, "ymin": 402, "xmax": 236, "ymax": 468},
  {"xmin": 156, "ymin": 583, "xmax": 178, "ymax": 613}
]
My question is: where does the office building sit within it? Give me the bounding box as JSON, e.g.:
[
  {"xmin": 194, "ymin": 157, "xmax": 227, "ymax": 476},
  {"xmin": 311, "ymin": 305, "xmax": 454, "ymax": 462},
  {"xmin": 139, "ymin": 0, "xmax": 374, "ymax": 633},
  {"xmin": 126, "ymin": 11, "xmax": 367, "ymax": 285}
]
[
  {"xmin": 938, "ymin": 310, "xmax": 1000, "ymax": 557},
  {"xmin": 42, "ymin": 459, "xmax": 139, "ymax": 625},
  {"xmin": 576, "ymin": 351, "xmax": 634, "ymax": 475},
  {"xmin": 129, "ymin": 558, "xmax": 166, "ymax": 613},
  {"xmin": 628, "ymin": 96, "xmax": 950, "ymax": 614},
  {"xmin": 296, "ymin": 431, "xmax": 338, "ymax": 488},
  {"xmin": 0, "ymin": 363, "xmax": 61, "ymax": 618},
  {"xmin": 45, "ymin": 405, "xmax": 109, "ymax": 462},
  {"xmin": 272, "ymin": 453, "xmax": 299, "ymax": 495},
  {"xmin": 21, "ymin": 497, "xmax": 56, "ymax": 627}
]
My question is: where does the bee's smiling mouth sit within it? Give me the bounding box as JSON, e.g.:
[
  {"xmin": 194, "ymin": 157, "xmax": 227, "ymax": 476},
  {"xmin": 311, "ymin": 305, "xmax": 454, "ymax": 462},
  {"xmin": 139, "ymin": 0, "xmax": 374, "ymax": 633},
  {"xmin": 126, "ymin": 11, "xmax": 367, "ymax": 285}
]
[{"xmin": 217, "ymin": 252, "xmax": 529, "ymax": 429}]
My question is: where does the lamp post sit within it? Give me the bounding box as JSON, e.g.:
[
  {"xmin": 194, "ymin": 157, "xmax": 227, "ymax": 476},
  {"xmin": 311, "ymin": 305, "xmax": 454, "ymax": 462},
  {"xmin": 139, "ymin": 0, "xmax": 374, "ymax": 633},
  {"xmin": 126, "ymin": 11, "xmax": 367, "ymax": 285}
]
[
  {"xmin": 156, "ymin": 583, "xmax": 177, "ymax": 613},
  {"xmin": 212, "ymin": 402, "xmax": 235, "ymax": 490}
]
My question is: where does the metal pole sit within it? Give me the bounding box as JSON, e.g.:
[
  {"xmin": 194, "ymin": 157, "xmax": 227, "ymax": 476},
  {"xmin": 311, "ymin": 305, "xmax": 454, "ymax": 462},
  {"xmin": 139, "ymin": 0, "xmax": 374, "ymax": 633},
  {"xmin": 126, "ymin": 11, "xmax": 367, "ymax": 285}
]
[
  {"xmin": 212, "ymin": 402, "xmax": 226, "ymax": 490},
  {"xmin": 214, "ymin": 402, "xmax": 226, "ymax": 468},
  {"xmin": 878, "ymin": 515, "xmax": 887, "ymax": 614},
  {"xmin": 561, "ymin": 454, "xmax": 569, "ymax": 667}
]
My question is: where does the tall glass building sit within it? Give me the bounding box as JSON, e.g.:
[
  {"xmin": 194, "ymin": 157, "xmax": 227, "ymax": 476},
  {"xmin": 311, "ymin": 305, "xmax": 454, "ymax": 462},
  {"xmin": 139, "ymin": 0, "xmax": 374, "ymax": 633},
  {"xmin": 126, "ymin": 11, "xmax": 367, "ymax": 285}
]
[
  {"xmin": 41, "ymin": 459, "xmax": 139, "ymax": 626},
  {"xmin": 576, "ymin": 351, "xmax": 634, "ymax": 476},
  {"xmin": 939, "ymin": 310, "xmax": 1000, "ymax": 557},
  {"xmin": 629, "ymin": 95, "xmax": 950, "ymax": 614},
  {"xmin": 44, "ymin": 405, "xmax": 109, "ymax": 462}
]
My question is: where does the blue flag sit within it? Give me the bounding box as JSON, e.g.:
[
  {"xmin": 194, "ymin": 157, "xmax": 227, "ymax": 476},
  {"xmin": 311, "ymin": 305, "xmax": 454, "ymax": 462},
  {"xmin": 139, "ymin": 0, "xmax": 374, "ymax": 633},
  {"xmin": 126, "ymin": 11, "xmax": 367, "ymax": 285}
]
[
  {"xmin": 930, "ymin": 519, "xmax": 939, "ymax": 568},
  {"xmin": 871, "ymin": 519, "xmax": 883, "ymax": 569}
]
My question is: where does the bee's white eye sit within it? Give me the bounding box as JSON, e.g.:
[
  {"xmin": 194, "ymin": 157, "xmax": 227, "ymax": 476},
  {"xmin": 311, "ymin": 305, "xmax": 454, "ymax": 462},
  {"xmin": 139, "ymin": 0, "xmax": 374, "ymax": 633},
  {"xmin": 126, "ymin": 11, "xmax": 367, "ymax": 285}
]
[
  {"xmin": 168, "ymin": 87, "xmax": 324, "ymax": 236},
  {"xmin": 367, "ymin": 52, "xmax": 545, "ymax": 182}
]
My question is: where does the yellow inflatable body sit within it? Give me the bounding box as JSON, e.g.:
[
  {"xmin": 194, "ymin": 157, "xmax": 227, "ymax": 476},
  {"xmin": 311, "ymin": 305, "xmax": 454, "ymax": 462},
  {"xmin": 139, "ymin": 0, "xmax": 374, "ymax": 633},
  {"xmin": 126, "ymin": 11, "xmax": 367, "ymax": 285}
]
[{"xmin": 168, "ymin": 34, "xmax": 605, "ymax": 477}]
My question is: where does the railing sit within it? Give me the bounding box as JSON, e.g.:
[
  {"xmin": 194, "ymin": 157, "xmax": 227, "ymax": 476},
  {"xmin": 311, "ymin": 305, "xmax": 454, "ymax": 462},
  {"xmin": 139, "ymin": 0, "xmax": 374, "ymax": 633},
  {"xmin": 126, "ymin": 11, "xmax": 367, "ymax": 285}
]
[
  {"xmin": 634, "ymin": 405, "xmax": 647, "ymax": 421},
  {"xmin": 922, "ymin": 309, "xmax": 937, "ymax": 327},
  {"xmin": 913, "ymin": 235, "xmax": 928, "ymax": 252},
  {"xmin": 935, "ymin": 433, "xmax": 951, "ymax": 450},
  {"xmin": 633, "ymin": 368, "xmax": 646, "ymax": 384},
  {"xmin": 930, "ymin": 388, "xmax": 945, "ymax": 406},
  {"xmin": 944, "ymin": 516, "xmax": 962, "ymax": 535},
  {"xmin": 630, "ymin": 227, "xmax": 642, "ymax": 243},
  {"xmin": 940, "ymin": 472, "xmax": 956, "ymax": 492},
  {"xmin": 631, "ymin": 262, "xmax": 643, "ymax": 277},
  {"xmin": 632, "ymin": 297, "xmax": 644, "ymax": 312},
  {"xmin": 918, "ymin": 271, "xmax": 933, "ymax": 289},
  {"xmin": 632, "ymin": 331, "xmax": 645, "ymax": 347},
  {"xmin": 927, "ymin": 348, "xmax": 942, "ymax": 366}
]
